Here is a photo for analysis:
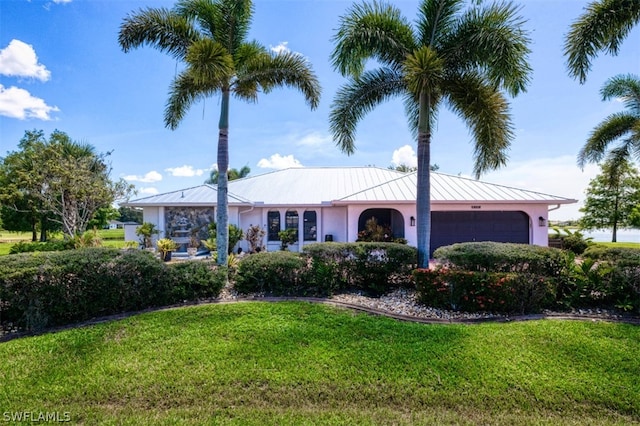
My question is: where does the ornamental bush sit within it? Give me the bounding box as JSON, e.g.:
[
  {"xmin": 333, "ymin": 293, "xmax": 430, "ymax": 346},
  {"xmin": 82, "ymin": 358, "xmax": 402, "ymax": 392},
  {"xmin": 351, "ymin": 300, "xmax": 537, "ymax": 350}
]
[
  {"xmin": 414, "ymin": 268, "xmax": 555, "ymax": 314},
  {"xmin": 0, "ymin": 248, "xmax": 226, "ymax": 332},
  {"xmin": 9, "ymin": 239, "xmax": 75, "ymax": 254},
  {"xmin": 433, "ymin": 242, "xmax": 569, "ymax": 278},
  {"xmin": 234, "ymin": 251, "xmax": 309, "ymax": 296},
  {"xmin": 302, "ymin": 242, "xmax": 417, "ymax": 296}
]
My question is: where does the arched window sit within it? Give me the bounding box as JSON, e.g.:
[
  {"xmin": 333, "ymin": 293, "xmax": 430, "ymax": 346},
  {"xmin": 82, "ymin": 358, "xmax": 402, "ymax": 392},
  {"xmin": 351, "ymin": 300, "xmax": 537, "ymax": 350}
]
[
  {"xmin": 303, "ymin": 211, "xmax": 317, "ymax": 241},
  {"xmin": 286, "ymin": 210, "xmax": 299, "ymax": 240},
  {"xmin": 267, "ymin": 211, "xmax": 280, "ymax": 241}
]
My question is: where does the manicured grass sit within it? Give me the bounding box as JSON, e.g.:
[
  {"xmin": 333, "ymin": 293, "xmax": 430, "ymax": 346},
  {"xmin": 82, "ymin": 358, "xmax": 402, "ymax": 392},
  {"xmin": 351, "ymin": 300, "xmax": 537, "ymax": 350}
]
[
  {"xmin": 594, "ymin": 242, "xmax": 640, "ymax": 249},
  {"xmin": 1, "ymin": 302, "xmax": 638, "ymax": 425},
  {"xmin": 0, "ymin": 229, "xmax": 127, "ymax": 255}
]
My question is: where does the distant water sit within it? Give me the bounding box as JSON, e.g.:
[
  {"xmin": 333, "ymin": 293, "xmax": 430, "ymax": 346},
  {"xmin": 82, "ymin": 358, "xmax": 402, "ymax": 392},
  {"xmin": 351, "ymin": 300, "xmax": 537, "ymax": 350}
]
[{"xmin": 581, "ymin": 229, "xmax": 639, "ymax": 243}]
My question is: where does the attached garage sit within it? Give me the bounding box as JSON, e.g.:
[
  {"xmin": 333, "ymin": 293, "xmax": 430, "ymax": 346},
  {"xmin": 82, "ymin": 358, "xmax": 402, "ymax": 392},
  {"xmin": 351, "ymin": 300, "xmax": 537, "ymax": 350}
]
[{"xmin": 430, "ymin": 211, "xmax": 530, "ymax": 256}]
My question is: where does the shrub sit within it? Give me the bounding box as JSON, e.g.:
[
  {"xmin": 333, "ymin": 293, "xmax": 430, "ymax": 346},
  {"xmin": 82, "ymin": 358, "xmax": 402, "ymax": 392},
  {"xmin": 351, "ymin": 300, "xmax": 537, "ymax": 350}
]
[
  {"xmin": 235, "ymin": 251, "xmax": 309, "ymax": 296},
  {"xmin": 0, "ymin": 248, "xmax": 226, "ymax": 332},
  {"xmin": 302, "ymin": 242, "xmax": 417, "ymax": 296},
  {"xmin": 414, "ymin": 268, "xmax": 556, "ymax": 314},
  {"xmin": 168, "ymin": 261, "xmax": 227, "ymax": 300},
  {"xmin": 433, "ymin": 242, "xmax": 569, "ymax": 278},
  {"xmin": 9, "ymin": 239, "xmax": 75, "ymax": 254}
]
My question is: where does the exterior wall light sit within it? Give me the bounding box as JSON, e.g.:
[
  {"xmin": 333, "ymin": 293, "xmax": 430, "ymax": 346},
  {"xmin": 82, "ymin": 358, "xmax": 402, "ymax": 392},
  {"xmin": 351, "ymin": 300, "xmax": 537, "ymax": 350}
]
[
  {"xmin": 410, "ymin": 216, "xmax": 416, "ymax": 226},
  {"xmin": 538, "ymin": 216, "xmax": 546, "ymax": 227}
]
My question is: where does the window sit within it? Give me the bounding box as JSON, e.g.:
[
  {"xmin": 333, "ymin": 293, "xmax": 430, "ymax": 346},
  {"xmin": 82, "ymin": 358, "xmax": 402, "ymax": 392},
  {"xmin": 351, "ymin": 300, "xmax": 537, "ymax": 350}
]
[
  {"xmin": 267, "ymin": 211, "xmax": 280, "ymax": 241},
  {"xmin": 303, "ymin": 211, "xmax": 317, "ymax": 241},
  {"xmin": 285, "ymin": 210, "xmax": 299, "ymax": 240}
]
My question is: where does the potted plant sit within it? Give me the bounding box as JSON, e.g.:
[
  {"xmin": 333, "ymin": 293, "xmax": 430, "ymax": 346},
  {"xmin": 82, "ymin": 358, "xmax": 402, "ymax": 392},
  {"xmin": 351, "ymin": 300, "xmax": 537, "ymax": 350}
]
[{"xmin": 156, "ymin": 238, "xmax": 178, "ymax": 262}]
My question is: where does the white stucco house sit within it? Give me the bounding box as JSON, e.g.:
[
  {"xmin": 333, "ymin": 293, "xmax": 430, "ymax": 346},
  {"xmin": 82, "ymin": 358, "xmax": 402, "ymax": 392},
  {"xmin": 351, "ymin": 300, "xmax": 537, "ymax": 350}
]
[{"xmin": 123, "ymin": 167, "xmax": 577, "ymax": 256}]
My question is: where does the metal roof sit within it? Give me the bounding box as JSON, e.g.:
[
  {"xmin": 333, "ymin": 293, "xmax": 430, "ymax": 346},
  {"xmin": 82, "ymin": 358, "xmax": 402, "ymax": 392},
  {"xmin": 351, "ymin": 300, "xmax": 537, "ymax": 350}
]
[{"xmin": 125, "ymin": 167, "xmax": 577, "ymax": 207}]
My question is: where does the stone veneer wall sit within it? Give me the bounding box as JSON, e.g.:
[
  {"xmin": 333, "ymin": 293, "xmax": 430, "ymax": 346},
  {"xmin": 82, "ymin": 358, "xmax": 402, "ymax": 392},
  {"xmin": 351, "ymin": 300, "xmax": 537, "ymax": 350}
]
[{"xmin": 165, "ymin": 207, "xmax": 215, "ymax": 251}]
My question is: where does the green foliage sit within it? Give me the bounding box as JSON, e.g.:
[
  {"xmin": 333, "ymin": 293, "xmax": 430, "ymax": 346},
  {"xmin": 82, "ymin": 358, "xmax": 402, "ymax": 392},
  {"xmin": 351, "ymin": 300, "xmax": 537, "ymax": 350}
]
[
  {"xmin": 208, "ymin": 223, "xmax": 244, "ymax": 253},
  {"xmin": 433, "ymin": 242, "xmax": 569, "ymax": 277},
  {"xmin": 0, "ymin": 248, "xmax": 225, "ymax": 332},
  {"xmin": 278, "ymin": 228, "xmax": 297, "ymax": 250},
  {"xmin": 551, "ymin": 227, "xmax": 592, "ymax": 254},
  {"xmin": 235, "ymin": 251, "xmax": 309, "ymax": 296},
  {"xmin": 302, "ymin": 242, "xmax": 417, "ymax": 296},
  {"xmin": 579, "ymin": 159, "xmax": 640, "ymax": 239},
  {"xmin": 0, "ymin": 130, "xmax": 134, "ymax": 238},
  {"xmin": 168, "ymin": 262, "xmax": 227, "ymax": 301},
  {"xmin": 117, "ymin": 206, "xmax": 143, "ymax": 223},
  {"xmin": 156, "ymin": 238, "xmax": 178, "ymax": 253},
  {"xmin": 9, "ymin": 239, "xmax": 75, "ymax": 254},
  {"xmin": 88, "ymin": 206, "xmax": 119, "ymax": 229},
  {"xmin": 135, "ymin": 222, "xmax": 159, "ymax": 248},
  {"xmin": 356, "ymin": 216, "xmax": 395, "ymax": 242},
  {"xmin": 72, "ymin": 229, "xmax": 103, "ymax": 248},
  {"xmin": 414, "ymin": 269, "xmax": 555, "ymax": 314}
]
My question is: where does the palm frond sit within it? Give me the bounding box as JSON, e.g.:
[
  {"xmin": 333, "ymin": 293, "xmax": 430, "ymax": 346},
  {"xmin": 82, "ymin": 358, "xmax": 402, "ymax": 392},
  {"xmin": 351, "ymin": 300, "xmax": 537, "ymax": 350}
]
[
  {"xmin": 442, "ymin": 1, "xmax": 532, "ymax": 96},
  {"xmin": 235, "ymin": 51, "xmax": 321, "ymax": 110},
  {"xmin": 416, "ymin": 0, "xmax": 463, "ymax": 47},
  {"xmin": 330, "ymin": 67, "xmax": 406, "ymax": 154},
  {"xmin": 331, "ymin": 1, "xmax": 416, "ymax": 77},
  {"xmin": 578, "ymin": 112, "xmax": 639, "ymax": 168},
  {"xmin": 118, "ymin": 7, "xmax": 198, "ymax": 60},
  {"xmin": 443, "ymin": 71, "xmax": 513, "ymax": 178},
  {"xmin": 164, "ymin": 69, "xmax": 221, "ymax": 130},
  {"xmin": 232, "ymin": 41, "xmax": 270, "ymax": 102},
  {"xmin": 600, "ymin": 74, "xmax": 640, "ymax": 113},
  {"xmin": 185, "ymin": 38, "xmax": 235, "ymax": 85},
  {"xmin": 564, "ymin": 0, "xmax": 640, "ymax": 83}
]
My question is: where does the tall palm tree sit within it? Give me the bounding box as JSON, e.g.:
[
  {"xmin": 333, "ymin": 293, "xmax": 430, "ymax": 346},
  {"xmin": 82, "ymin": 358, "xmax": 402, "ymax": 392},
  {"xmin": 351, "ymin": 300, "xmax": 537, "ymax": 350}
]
[
  {"xmin": 119, "ymin": 0, "xmax": 321, "ymax": 265},
  {"xmin": 205, "ymin": 165, "xmax": 250, "ymax": 184},
  {"xmin": 330, "ymin": 0, "xmax": 531, "ymax": 267},
  {"xmin": 564, "ymin": 0, "xmax": 640, "ymax": 84},
  {"xmin": 578, "ymin": 74, "xmax": 640, "ymax": 174}
]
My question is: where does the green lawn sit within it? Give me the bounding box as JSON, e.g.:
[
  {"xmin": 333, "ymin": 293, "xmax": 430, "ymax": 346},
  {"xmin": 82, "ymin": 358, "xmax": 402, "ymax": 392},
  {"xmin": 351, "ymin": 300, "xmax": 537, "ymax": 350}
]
[
  {"xmin": 0, "ymin": 229, "xmax": 127, "ymax": 255},
  {"xmin": 1, "ymin": 302, "xmax": 638, "ymax": 425}
]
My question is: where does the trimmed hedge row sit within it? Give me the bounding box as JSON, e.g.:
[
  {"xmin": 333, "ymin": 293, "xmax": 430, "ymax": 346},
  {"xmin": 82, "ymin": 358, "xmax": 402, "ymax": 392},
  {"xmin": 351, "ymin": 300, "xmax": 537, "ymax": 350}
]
[
  {"xmin": 235, "ymin": 242, "xmax": 417, "ymax": 297},
  {"xmin": 421, "ymin": 242, "xmax": 640, "ymax": 314},
  {"xmin": 0, "ymin": 248, "xmax": 226, "ymax": 332}
]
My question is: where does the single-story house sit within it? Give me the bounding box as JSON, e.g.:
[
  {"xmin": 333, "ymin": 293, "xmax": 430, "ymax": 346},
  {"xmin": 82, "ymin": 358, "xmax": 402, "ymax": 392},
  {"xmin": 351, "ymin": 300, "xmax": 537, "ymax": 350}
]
[{"xmin": 124, "ymin": 166, "xmax": 577, "ymax": 255}]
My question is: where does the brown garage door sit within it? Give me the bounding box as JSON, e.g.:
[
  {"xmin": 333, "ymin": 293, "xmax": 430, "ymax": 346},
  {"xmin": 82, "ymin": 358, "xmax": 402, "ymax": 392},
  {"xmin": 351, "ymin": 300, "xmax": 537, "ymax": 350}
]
[{"xmin": 430, "ymin": 211, "xmax": 529, "ymax": 256}]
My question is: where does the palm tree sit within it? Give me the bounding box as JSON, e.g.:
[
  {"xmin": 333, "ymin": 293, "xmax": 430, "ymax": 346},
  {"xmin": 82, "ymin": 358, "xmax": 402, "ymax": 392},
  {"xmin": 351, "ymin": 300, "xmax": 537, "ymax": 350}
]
[
  {"xmin": 205, "ymin": 165, "xmax": 250, "ymax": 184},
  {"xmin": 564, "ymin": 0, "xmax": 640, "ymax": 84},
  {"xmin": 119, "ymin": 0, "xmax": 321, "ymax": 265},
  {"xmin": 330, "ymin": 0, "xmax": 531, "ymax": 267},
  {"xmin": 578, "ymin": 74, "xmax": 640, "ymax": 174}
]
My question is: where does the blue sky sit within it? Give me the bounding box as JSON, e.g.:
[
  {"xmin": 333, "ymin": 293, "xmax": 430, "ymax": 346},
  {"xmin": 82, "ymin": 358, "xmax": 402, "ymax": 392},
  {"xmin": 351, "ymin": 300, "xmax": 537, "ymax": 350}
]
[{"xmin": 1, "ymin": 0, "xmax": 639, "ymax": 221}]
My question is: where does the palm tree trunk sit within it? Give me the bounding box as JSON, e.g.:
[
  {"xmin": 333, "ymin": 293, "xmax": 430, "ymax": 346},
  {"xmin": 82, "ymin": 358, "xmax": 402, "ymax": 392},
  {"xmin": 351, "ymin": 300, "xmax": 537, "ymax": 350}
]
[
  {"xmin": 216, "ymin": 88, "xmax": 230, "ymax": 266},
  {"xmin": 612, "ymin": 193, "xmax": 619, "ymax": 243},
  {"xmin": 416, "ymin": 90, "xmax": 432, "ymax": 268}
]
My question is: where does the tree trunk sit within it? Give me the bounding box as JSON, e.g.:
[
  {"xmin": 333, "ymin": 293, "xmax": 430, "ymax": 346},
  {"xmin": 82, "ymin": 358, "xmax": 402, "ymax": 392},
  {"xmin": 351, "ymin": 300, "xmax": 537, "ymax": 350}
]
[
  {"xmin": 39, "ymin": 216, "xmax": 47, "ymax": 242},
  {"xmin": 216, "ymin": 89, "xmax": 230, "ymax": 267},
  {"xmin": 612, "ymin": 193, "xmax": 619, "ymax": 242},
  {"xmin": 416, "ymin": 90, "xmax": 432, "ymax": 268}
]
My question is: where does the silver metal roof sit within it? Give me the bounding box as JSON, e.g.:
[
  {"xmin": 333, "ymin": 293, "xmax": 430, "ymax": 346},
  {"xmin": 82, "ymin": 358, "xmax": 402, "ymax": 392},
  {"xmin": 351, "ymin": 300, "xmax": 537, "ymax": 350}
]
[{"xmin": 126, "ymin": 167, "xmax": 577, "ymax": 207}]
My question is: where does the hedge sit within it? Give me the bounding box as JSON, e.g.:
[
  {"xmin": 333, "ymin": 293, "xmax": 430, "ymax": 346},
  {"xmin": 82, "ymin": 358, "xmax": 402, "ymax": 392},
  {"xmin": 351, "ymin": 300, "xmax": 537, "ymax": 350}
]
[
  {"xmin": 0, "ymin": 248, "xmax": 226, "ymax": 332},
  {"xmin": 302, "ymin": 242, "xmax": 417, "ymax": 295}
]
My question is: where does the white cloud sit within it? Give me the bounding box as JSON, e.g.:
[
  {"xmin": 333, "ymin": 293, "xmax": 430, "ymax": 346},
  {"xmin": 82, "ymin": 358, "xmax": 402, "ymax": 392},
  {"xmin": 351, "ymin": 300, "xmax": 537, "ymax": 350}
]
[
  {"xmin": 257, "ymin": 154, "xmax": 303, "ymax": 169},
  {"xmin": 481, "ymin": 155, "xmax": 600, "ymax": 221},
  {"xmin": 165, "ymin": 165, "xmax": 204, "ymax": 177},
  {"xmin": 0, "ymin": 40, "xmax": 51, "ymax": 81},
  {"xmin": 138, "ymin": 187, "xmax": 159, "ymax": 195},
  {"xmin": 391, "ymin": 144, "xmax": 418, "ymax": 168},
  {"xmin": 0, "ymin": 84, "xmax": 59, "ymax": 120},
  {"xmin": 123, "ymin": 171, "xmax": 163, "ymax": 183},
  {"xmin": 297, "ymin": 131, "xmax": 332, "ymax": 148},
  {"xmin": 270, "ymin": 42, "xmax": 290, "ymax": 55}
]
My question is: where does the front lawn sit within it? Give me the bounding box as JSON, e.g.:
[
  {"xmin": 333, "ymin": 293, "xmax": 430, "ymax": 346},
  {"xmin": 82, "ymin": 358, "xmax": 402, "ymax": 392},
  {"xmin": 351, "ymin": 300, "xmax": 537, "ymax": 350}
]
[{"xmin": 1, "ymin": 302, "xmax": 638, "ymax": 425}]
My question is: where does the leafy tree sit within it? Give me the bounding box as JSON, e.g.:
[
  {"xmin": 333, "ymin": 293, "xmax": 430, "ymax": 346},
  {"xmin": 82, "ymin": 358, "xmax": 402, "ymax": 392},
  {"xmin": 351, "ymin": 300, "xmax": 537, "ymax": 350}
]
[
  {"xmin": 330, "ymin": 0, "xmax": 531, "ymax": 266},
  {"xmin": 0, "ymin": 130, "xmax": 133, "ymax": 238},
  {"xmin": 205, "ymin": 165, "xmax": 250, "ymax": 184},
  {"xmin": 119, "ymin": 0, "xmax": 321, "ymax": 266},
  {"xmin": 564, "ymin": 0, "xmax": 640, "ymax": 83},
  {"xmin": 577, "ymin": 74, "xmax": 640, "ymax": 173},
  {"xmin": 579, "ymin": 159, "xmax": 640, "ymax": 242},
  {"xmin": 117, "ymin": 206, "xmax": 143, "ymax": 223},
  {"xmin": 88, "ymin": 207, "xmax": 120, "ymax": 229}
]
